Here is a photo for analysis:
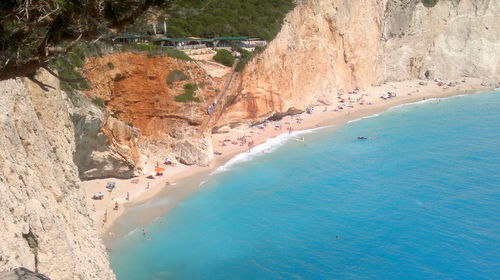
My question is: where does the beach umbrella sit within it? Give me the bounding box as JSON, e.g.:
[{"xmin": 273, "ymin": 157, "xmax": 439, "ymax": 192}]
[{"xmin": 155, "ymin": 167, "xmax": 165, "ymax": 172}]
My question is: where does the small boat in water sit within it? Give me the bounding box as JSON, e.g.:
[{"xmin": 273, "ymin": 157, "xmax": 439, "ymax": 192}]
[{"xmin": 357, "ymin": 136, "xmax": 368, "ymax": 140}]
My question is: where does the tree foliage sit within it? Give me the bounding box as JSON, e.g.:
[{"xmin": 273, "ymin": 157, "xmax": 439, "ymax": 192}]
[
  {"xmin": 0, "ymin": 0, "xmax": 294, "ymax": 81},
  {"xmin": 125, "ymin": 0, "xmax": 295, "ymax": 41},
  {"xmin": 0, "ymin": 0, "xmax": 172, "ymax": 81}
]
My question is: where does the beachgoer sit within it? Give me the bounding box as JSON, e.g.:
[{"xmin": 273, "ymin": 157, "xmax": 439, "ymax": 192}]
[
  {"xmin": 142, "ymin": 229, "xmax": 146, "ymax": 236},
  {"xmin": 114, "ymin": 202, "xmax": 118, "ymax": 210},
  {"xmin": 126, "ymin": 192, "xmax": 130, "ymax": 201},
  {"xmin": 146, "ymin": 182, "xmax": 150, "ymax": 189}
]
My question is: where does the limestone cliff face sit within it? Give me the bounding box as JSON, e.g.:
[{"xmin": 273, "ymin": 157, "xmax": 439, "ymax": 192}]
[
  {"xmin": 0, "ymin": 70, "xmax": 115, "ymax": 279},
  {"xmin": 223, "ymin": 0, "xmax": 500, "ymax": 122},
  {"xmin": 383, "ymin": 0, "xmax": 500, "ymax": 81},
  {"xmin": 68, "ymin": 94, "xmax": 141, "ymax": 179}
]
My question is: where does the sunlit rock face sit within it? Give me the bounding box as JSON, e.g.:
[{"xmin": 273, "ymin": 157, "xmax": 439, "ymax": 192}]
[{"xmin": 223, "ymin": 0, "xmax": 500, "ymax": 123}]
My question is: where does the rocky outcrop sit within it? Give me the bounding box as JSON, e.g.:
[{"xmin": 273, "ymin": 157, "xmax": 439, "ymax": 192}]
[
  {"xmin": 0, "ymin": 267, "xmax": 50, "ymax": 280},
  {"xmin": 83, "ymin": 52, "xmax": 220, "ymax": 167},
  {"xmin": 0, "ymin": 70, "xmax": 115, "ymax": 279},
  {"xmin": 172, "ymin": 138, "xmax": 213, "ymax": 166},
  {"xmin": 83, "ymin": 52, "xmax": 219, "ymax": 138},
  {"xmin": 383, "ymin": 0, "xmax": 500, "ymax": 82},
  {"xmin": 68, "ymin": 94, "xmax": 141, "ymax": 179},
  {"xmin": 222, "ymin": 0, "xmax": 500, "ymax": 123}
]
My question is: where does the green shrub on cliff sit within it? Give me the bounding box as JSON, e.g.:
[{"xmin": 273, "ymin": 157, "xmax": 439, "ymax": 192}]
[
  {"xmin": 175, "ymin": 83, "xmax": 201, "ymax": 102},
  {"xmin": 92, "ymin": 97, "xmax": 106, "ymax": 108},
  {"xmin": 213, "ymin": 49, "xmax": 234, "ymax": 67},
  {"xmin": 421, "ymin": 0, "xmax": 439, "ymax": 7},
  {"xmin": 47, "ymin": 42, "xmax": 99, "ymax": 93},
  {"xmin": 235, "ymin": 47, "xmax": 254, "ymax": 72},
  {"xmin": 119, "ymin": 43, "xmax": 191, "ymax": 60}
]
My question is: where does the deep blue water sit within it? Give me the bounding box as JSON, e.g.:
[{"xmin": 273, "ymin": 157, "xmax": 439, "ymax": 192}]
[{"xmin": 110, "ymin": 91, "xmax": 500, "ymax": 280}]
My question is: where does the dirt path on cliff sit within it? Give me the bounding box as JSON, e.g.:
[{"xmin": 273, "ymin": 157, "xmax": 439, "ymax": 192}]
[{"xmin": 199, "ymin": 58, "xmax": 240, "ymax": 135}]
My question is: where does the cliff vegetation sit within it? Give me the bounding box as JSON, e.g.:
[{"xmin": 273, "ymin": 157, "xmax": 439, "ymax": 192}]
[{"xmin": 125, "ymin": 0, "xmax": 295, "ymax": 40}]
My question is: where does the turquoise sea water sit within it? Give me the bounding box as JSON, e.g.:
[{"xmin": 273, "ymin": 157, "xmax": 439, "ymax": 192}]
[{"xmin": 110, "ymin": 91, "xmax": 500, "ymax": 280}]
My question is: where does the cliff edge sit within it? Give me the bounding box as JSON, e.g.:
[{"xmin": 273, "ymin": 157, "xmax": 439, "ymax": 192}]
[
  {"xmin": 222, "ymin": 0, "xmax": 499, "ymax": 122},
  {"xmin": 0, "ymin": 70, "xmax": 115, "ymax": 279}
]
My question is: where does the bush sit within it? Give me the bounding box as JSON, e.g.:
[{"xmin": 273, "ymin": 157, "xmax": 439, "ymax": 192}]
[
  {"xmin": 175, "ymin": 83, "xmax": 201, "ymax": 102},
  {"xmin": 165, "ymin": 48, "xmax": 192, "ymax": 61},
  {"xmin": 254, "ymin": 46, "xmax": 266, "ymax": 54},
  {"xmin": 92, "ymin": 97, "xmax": 106, "ymax": 108},
  {"xmin": 234, "ymin": 47, "xmax": 261, "ymax": 72},
  {"xmin": 47, "ymin": 41, "xmax": 101, "ymax": 93},
  {"xmin": 421, "ymin": 0, "xmax": 438, "ymax": 7},
  {"xmin": 119, "ymin": 43, "xmax": 191, "ymax": 61},
  {"xmin": 213, "ymin": 49, "xmax": 234, "ymax": 67},
  {"xmin": 166, "ymin": 70, "xmax": 189, "ymax": 84},
  {"xmin": 184, "ymin": 83, "xmax": 197, "ymax": 91},
  {"xmin": 235, "ymin": 59, "xmax": 247, "ymax": 72}
]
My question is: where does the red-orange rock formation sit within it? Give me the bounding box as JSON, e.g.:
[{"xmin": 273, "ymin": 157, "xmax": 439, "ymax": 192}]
[
  {"xmin": 83, "ymin": 52, "xmax": 222, "ymax": 167},
  {"xmin": 83, "ymin": 52, "xmax": 219, "ymax": 138}
]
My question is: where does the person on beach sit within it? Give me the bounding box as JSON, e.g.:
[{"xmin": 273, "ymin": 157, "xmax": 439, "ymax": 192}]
[
  {"xmin": 247, "ymin": 140, "xmax": 254, "ymax": 152},
  {"xmin": 142, "ymin": 229, "xmax": 146, "ymax": 236},
  {"xmin": 126, "ymin": 192, "xmax": 130, "ymax": 201},
  {"xmin": 103, "ymin": 209, "xmax": 108, "ymax": 224},
  {"xmin": 114, "ymin": 202, "xmax": 118, "ymax": 210},
  {"xmin": 146, "ymin": 182, "xmax": 150, "ymax": 189}
]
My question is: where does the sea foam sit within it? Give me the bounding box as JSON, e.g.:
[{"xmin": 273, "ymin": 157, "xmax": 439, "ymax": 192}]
[{"xmin": 209, "ymin": 126, "xmax": 327, "ymax": 177}]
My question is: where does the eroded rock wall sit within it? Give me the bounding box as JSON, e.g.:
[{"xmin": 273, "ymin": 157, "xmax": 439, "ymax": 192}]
[
  {"xmin": 68, "ymin": 93, "xmax": 142, "ymax": 179},
  {"xmin": 0, "ymin": 70, "xmax": 115, "ymax": 279},
  {"xmin": 83, "ymin": 52, "xmax": 218, "ymax": 167},
  {"xmin": 383, "ymin": 0, "xmax": 500, "ymax": 81},
  {"xmin": 223, "ymin": 0, "xmax": 500, "ymax": 122}
]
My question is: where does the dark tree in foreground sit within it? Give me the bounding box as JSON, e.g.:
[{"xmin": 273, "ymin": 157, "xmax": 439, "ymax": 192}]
[{"xmin": 0, "ymin": 0, "xmax": 171, "ymax": 81}]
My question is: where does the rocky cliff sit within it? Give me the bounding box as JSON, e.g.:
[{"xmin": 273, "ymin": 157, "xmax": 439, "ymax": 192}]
[
  {"xmin": 83, "ymin": 52, "xmax": 218, "ymax": 167},
  {"xmin": 222, "ymin": 0, "xmax": 500, "ymax": 121},
  {"xmin": 0, "ymin": 70, "xmax": 115, "ymax": 279},
  {"xmin": 1, "ymin": 1, "xmax": 498, "ymax": 279},
  {"xmin": 69, "ymin": 94, "xmax": 141, "ymax": 180}
]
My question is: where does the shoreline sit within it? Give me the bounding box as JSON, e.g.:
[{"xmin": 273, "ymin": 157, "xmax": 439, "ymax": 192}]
[{"xmin": 80, "ymin": 77, "xmax": 495, "ymax": 243}]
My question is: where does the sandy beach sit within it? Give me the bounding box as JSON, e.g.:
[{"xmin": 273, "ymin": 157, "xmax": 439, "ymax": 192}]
[{"xmin": 81, "ymin": 77, "xmax": 494, "ymax": 242}]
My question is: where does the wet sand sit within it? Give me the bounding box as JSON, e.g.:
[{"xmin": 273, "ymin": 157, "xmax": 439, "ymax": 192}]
[{"xmin": 80, "ymin": 77, "xmax": 494, "ymax": 242}]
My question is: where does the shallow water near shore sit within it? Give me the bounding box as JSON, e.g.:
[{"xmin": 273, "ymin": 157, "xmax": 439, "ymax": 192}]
[{"xmin": 109, "ymin": 91, "xmax": 500, "ymax": 279}]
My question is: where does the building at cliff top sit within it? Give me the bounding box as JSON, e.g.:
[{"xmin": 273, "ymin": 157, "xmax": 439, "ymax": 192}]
[{"xmin": 107, "ymin": 34, "xmax": 267, "ymax": 50}]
